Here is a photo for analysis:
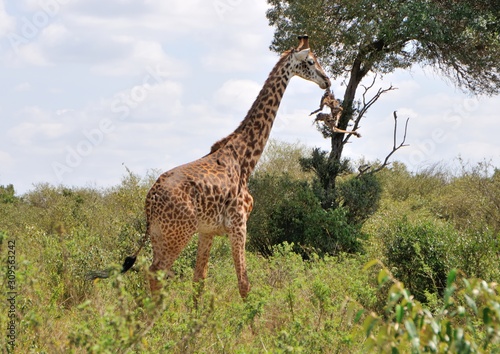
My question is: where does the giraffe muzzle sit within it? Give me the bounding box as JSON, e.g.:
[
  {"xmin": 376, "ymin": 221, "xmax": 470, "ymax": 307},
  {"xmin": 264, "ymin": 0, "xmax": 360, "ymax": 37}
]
[{"xmin": 320, "ymin": 76, "xmax": 331, "ymax": 90}]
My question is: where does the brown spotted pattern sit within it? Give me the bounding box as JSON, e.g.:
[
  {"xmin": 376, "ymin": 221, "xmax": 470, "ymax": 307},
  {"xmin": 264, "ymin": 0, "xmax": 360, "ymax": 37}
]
[{"xmin": 144, "ymin": 36, "xmax": 330, "ymax": 298}]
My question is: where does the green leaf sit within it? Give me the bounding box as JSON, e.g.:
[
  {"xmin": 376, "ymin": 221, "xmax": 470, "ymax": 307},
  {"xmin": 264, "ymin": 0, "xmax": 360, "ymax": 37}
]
[
  {"xmin": 446, "ymin": 269, "xmax": 457, "ymax": 287},
  {"xmin": 363, "ymin": 314, "xmax": 379, "ymax": 337},
  {"xmin": 483, "ymin": 308, "xmax": 491, "ymax": 325},
  {"xmin": 454, "ymin": 328, "xmax": 464, "ymax": 342},
  {"xmin": 396, "ymin": 304, "xmax": 404, "ymax": 323},
  {"xmin": 378, "ymin": 268, "xmax": 390, "ymax": 286},
  {"xmin": 404, "ymin": 319, "xmax": 418, "ymax": 339},
  {"xmin": 430, "ymin": 319, "xmax": 440, "ymax": 335},
  {"xmin": 464, "ymin": 294, "xmax": 478, "ymax": 315},
  {"xmin": 363, "ymin": 259, "xmax": 379, "ymax": 271},
  {"xmin": 446, "ymin": 321, "xmax": 453, "ymax": 342},
  {"xmin": 443, "ymin": 285, "xmax": 456, "ymax": 307},
  {"xmin": 346, "ymin": 300, "xmax": 362, "ymax": 324},
  {"xmin": 354, "ymin": 309, "xmax": 365, "ymax": 324}
]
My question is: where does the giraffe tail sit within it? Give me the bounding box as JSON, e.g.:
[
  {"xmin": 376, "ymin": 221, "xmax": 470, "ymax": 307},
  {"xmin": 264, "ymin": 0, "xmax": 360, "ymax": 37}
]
[
  {"xmin": 120, "ymin": 242, "xmax": 144, "ymax": 274},
  {"xmin": 85, "ymin": 234, "xmax": 147, "ymax": 280}
]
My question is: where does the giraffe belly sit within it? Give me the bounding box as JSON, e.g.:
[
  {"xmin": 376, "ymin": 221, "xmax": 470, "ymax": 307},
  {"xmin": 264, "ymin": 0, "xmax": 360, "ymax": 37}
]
[{"xmin": 196, "ymin": 206, "xmax": 227, "ymax": 235}]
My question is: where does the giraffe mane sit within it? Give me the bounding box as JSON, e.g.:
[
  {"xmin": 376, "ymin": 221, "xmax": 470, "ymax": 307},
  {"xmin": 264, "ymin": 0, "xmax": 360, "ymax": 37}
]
[
  {"xmin": 209, "ymin": 134, "xmax": 235, "ymax": 153},
  {"xmin": 207, "ymin": 50, "xmax": 295, "ymax": 155}
]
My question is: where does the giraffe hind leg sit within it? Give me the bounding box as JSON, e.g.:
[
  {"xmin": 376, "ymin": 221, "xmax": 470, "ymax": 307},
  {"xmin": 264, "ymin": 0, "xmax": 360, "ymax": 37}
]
[
  {"xmin": 193, "ymin": 233, "xmax": 215, "ymax": 283},
  {"xmin": 192, "ymin": 233, "xmax": 215, "ymax": 305},
  {"xmin": 148, "ymin": 226, "xmax": 197, "ymax": 296}
]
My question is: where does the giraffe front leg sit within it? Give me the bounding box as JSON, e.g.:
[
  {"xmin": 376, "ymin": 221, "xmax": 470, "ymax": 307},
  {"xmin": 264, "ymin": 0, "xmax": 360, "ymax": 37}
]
[{"xmin": 229, "ymin": 225, "xmax": 250, "ymax": 299}]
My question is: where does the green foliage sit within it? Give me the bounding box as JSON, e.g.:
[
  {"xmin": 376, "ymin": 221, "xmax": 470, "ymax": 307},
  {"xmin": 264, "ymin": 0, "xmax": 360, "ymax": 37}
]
[
  {"xmin": 300, "ymin": 148, "xmax": 352, "ymax": 209},
  {"xmin": 453, "ymin": 227, "xmax": 499, "ymax": 282},
  {"xmin": 0, "ymin": 160, "xmax": 499, "ymax": 352},
  {"xmin": 433, "ymin": 161, "xmax": 500, "ymax": 233},
  {"xmin": 248, "ymin": 173, "xmax": 365, "ymax": 258},
  {"xmin": 267, "ymin": 0, "xmax": 500, "ymax": 94},
  {"xmin": 299, "ymin": 148, "xmax": 381, "ymax": 221},
  {"xmin": 0, "ymin": 184, "xmax": 16, "ymax": 204},
  {"xmin": 254, "ymin": 139, "xmax": 313, "ymax": 181},
  {"xmin": 352, "ymin": 261, "xmax": 500, "ymax": 353},
  {"xmin": 380, "ymin": 217, "xmax": 455, "ymax": 303},
  {"xmin": 372, "ymin": 161, "xmax": 500, "ymax": 283},
  {"xmin": 337, "ymin": 173, "xmax": 381, "ymax": 224},
  {"xmin": 379, "ymin": 162, "xmax": 448, "ymax": 203}
]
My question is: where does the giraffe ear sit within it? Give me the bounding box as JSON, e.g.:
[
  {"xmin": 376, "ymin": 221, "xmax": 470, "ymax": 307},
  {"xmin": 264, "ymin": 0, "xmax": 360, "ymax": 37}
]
[{"xmin": 294, "ymin": 48, "xmax": 310, "ymax": 61}]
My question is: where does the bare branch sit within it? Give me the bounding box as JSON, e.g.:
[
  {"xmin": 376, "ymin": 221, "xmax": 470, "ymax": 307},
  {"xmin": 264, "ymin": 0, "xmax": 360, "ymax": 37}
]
[
  {"xmin": 343, "ymin": 83, "xmax": 397, "ymax": 145},
  {"xmin": 358, "ymin": 111, "xmax": 409, "ymax": 177},
  {"xmin": 360, "ymin": 74, "xmax": 378, "ymax": 107}
]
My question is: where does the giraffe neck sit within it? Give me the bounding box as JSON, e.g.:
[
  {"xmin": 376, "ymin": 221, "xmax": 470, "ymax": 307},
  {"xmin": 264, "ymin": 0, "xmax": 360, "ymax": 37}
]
[{"xmin": 217, "ymin": 53, "xmax": 293, "ymax": 183}]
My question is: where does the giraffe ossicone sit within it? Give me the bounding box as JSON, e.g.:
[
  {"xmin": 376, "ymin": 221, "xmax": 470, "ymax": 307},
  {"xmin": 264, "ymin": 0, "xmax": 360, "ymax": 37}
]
[{"xmin": 91, "ymin": 35, "xmax": 331, "ymax": 299}]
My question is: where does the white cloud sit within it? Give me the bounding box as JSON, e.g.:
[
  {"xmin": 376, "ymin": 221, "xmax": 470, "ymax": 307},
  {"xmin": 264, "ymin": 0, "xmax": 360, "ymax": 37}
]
[
  {"xmin": 201, "ymin": 31, "xmax": 276, "ymax": 73},
  {"xmin": 14, "ymin": 82, "xmax": 31, "ymax": 91},
  {"xmin": 0, "ymin": 1, "xmax": 15, "ymax": 36},
  {"xmin": 214, "ymin": 79, "xmax": 261, "ymax": 112},
  {"xmin": 10, "ymin": 42, "xmax": 50, "ymax": 66},
  {"xmin": 7, "ymin": 105, "xmax": 72, "ymax": 147},
  {"xmin": 0, "ymin": 150, "xmax": 13, "ymax": 168},
  {"xmin": 90, "ymin": 37, "xmax": 187, "ymax": 77},
  {"xmin": 66, "ymin": 0, "xmax": 218, "ymax": 33}
]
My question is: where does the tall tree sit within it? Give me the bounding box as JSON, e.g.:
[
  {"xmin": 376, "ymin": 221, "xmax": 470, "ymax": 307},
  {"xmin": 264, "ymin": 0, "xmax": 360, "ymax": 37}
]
[{"xmin": 267, "ymin": 0, "xmax": 500, "ymax": 194}]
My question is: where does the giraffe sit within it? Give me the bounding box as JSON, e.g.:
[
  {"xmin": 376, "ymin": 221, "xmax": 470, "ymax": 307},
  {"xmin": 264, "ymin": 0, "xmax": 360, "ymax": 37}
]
[{"xmin": 94, "ymin": 35, "xmax": 330, "ymax": 299}]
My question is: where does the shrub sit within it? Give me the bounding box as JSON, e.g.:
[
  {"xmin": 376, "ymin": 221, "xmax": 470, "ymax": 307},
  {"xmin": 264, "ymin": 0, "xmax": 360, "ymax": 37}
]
[
  {"xmin": 254, "ymin": 139, "xmax": 313, "ymax": 180},
  {"xmin": 453, "ymin": 226, "xmax": 500, "ymax": 282},
  {"xmin": 299, "ymin": 148, "xmax": 353, "ymax": 209},
  {"xmin": 380, "ymin": 217, "xmax": 457, "ymax": 303},
  {"xmin": 337, "ymin": 173, "xmax": 381, "ymax": 224},
  {"xmin": 0, "ymin": 184, "xmax": 17, "ymax": 204},
  {"xmin": 351, "ymin": 261, "xmax": 500, "ymax": 353},
  {"xmin": 248, "ymin": 173, "xmax": 365, "ymax": 258}
]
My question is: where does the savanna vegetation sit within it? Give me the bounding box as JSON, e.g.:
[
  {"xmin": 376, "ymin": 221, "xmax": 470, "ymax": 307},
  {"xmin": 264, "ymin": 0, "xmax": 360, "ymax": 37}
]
[
  {"xmin": 1, "ymin": 141, "xmax": 499, "ymax": 353},
  {"xmin": 1, "ymin": 2, "xmax": 497, "ymax": 352}
]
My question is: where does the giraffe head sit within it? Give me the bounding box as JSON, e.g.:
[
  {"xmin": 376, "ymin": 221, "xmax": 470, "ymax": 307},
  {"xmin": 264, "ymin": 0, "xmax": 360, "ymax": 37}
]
[{"xmin": 286, "ymin": 35, "xmax": 331, "ymax": 89}]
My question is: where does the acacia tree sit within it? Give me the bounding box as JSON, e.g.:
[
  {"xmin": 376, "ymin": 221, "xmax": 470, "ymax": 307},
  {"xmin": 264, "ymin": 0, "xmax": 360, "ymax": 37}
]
[{"xmin": 267, "ymin": 0, "xmax": 500, "ymax": 197}]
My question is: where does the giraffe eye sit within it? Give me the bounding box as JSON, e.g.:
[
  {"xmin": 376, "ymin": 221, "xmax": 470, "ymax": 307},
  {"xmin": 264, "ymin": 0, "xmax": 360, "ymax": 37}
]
[{"xmin": 307, "ymin": 59, "xmax": 315, "ymax": 66}]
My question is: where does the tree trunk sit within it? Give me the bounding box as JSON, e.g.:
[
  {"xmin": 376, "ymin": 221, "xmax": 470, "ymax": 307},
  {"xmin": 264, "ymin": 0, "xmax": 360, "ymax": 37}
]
[{"xmin": 327, "ymin": 56, "xmax": 367, "ymax": 192}]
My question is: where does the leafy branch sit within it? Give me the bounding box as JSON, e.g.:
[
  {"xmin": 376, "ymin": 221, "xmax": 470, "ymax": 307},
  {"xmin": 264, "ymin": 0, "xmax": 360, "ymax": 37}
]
[{"xmin": 346, "ymin": 261, "xmax": 500, "ymax": 353}]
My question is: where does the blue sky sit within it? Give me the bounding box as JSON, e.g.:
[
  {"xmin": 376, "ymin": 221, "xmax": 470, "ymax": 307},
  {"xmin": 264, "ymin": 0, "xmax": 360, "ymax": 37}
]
[{"xmin": 1, "ymin": 0, "xmax": 499, "ymax": 194}]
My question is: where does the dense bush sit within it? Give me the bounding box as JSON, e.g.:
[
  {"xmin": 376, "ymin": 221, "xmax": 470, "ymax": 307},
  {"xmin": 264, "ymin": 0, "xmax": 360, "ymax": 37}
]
[
  {"xmin": 254, "ymin": 139, "xmax": 313, "ymax": 180},
  {"xmin": 0, "ymin": 184, "xmax": 17, "ymax": 204},
  {"xmin": 378, "ymin": 217, "xmax": 456, "ymax": 303},
  {"xmin": 434, "ymin": 163, "xmax": 500, "ymax": 234},
  {"xmin": 249, "ymin": 144, "xmax": 380, "ymax": 258},
  {"xmin": 453, "ymin": 227, "xmax": 500, "ymax": 281},
  {"xmin": 300, "ymin": 148, "xmax": 353, "ymax": 209},
  {"xmin": 364, "ymin": 161, "xmax": 500, "ymax": 305},
  {"xmin": 345, "ymin": 260, "xmax": 500, "ymax": 354},
  {"xmin": 337, "ymin": 173, "xmax": 381, "ymax": 224},
  {"xmin": 248, "ymin": 173, "xmax": 365, "ymax": 257},
  {"xmin": 352, "ymin": 262, "xmax": 500, "ymax": 353}
]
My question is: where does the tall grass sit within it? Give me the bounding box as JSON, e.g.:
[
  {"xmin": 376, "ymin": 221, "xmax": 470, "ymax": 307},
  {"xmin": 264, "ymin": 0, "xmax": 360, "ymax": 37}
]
[{"xmin": 0, "ymin": 161, "xmax": 498, "ymax": 352}]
